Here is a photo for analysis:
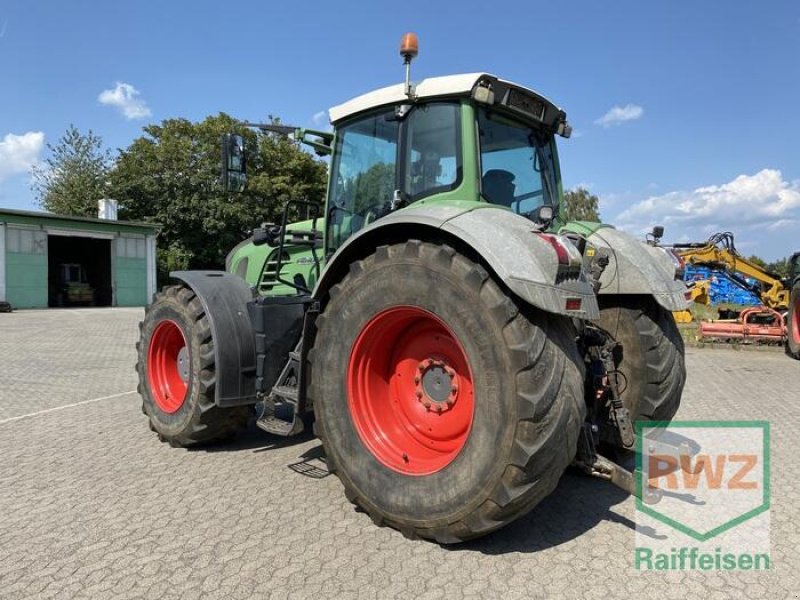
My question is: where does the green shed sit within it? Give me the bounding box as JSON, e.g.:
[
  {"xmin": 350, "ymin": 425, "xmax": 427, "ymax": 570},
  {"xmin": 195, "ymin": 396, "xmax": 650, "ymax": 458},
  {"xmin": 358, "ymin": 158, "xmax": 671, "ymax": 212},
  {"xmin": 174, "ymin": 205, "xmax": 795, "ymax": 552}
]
[{"xmin": 0, "ymin": 208, "xmax": 159, "ymax": 309}]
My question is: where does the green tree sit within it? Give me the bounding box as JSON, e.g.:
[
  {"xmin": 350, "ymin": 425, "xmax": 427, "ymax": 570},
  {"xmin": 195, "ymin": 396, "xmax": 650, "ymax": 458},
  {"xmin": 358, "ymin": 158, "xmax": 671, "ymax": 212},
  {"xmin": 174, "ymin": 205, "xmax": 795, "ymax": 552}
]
[
  {"xmin": 31, "ymin": 125, "xmax": 113, "ymax": 216},
  {"xmin": 746, "ymin": 255, "xmax": 768, "ymax": 270},
  {"xmin": 111, "ymin": 113, "xmax": 327, "ymax": 275},
  {"xmin": 562, "ymin": 187, "xmax": 601, "ymax": 222},
  {"xmin": 766, "ymin": 257, "xmax": 790, "ymax": 278}
]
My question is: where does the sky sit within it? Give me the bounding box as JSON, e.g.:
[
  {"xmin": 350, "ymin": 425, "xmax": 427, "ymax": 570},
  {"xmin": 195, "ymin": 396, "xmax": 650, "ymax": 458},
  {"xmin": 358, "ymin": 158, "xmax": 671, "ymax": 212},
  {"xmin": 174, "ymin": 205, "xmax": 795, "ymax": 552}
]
[{"xmin": 1, "ymin": 1, "xmax": 798, "ymax": 259}]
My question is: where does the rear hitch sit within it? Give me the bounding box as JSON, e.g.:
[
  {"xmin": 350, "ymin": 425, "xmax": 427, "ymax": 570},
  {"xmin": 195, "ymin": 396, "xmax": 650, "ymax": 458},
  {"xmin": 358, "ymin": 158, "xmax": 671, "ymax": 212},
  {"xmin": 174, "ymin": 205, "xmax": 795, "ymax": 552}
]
[
  {"xmin": 574, "ymin": 423, "xmax": 662, "ymax": 504},
  {"xmin": 582, "ymin": 326, "xmax": 635, "ymax": 449},
  {"xmin": 574, "ymin": 421, "xmax": 696, "ymax": 505}
]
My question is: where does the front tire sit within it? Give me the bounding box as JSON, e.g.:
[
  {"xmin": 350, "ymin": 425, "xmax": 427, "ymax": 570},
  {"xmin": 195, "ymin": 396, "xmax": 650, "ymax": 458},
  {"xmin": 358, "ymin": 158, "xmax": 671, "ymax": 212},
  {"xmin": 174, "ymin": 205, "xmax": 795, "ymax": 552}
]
[
  {"xmin": 136, "ymin": 285, "xmax": 251, "ymax": 446},
  {"xmin": 596, "ymin": 296, "xmax": 686, "ymax": 424},
  {"xmin": 309, "ymin": 241, "xmax": 585, "ymax": 543}
]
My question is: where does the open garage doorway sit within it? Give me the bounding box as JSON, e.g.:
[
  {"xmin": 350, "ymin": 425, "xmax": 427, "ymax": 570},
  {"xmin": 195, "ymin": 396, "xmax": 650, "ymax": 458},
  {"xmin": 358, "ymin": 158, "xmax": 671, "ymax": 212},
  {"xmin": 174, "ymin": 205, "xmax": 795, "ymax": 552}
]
[{"xmin": 47, "ymin": 235, "xmax": 112, "ymax": 307}]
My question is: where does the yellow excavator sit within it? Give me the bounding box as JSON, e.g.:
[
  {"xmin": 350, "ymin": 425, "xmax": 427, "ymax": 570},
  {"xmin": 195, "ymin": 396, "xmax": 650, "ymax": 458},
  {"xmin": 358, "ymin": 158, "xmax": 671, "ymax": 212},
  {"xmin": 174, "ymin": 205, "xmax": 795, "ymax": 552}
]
[{"xmin": 671, "ymin": 232, "xmax": 790, "ymax": 312}]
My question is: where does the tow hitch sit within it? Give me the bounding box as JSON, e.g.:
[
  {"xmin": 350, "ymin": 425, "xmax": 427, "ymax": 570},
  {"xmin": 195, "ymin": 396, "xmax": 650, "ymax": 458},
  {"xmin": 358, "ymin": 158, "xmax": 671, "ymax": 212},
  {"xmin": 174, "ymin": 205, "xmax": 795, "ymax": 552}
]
[{"xmin": 577, "ymin": 324, "xmax": 694, "ymax": 504}]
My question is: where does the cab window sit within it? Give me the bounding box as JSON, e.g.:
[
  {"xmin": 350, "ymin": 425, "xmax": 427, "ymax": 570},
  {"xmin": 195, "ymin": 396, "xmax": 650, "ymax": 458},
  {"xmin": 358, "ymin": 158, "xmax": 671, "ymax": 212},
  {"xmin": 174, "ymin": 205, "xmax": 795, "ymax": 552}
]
[
  {"xmin": 403, "ymin": 103, "xmax": 461, "ymax": 200},
  {"xmin": 478, "ymin": 108, "xmax": 555, "ymax": 217},
  {"xmin": 327, "ymin": 110, "xmax": 398, "ymax": 253}
]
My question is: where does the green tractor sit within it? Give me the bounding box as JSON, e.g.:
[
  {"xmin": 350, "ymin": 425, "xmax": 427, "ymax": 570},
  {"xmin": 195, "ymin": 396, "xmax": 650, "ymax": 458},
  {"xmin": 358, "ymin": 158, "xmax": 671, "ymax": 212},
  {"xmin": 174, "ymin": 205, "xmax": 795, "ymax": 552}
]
[
  {"xmin": 786, "ymin": 252, "xmax": 800, "ymax": 359},
  {"xmin": 136, "ymin": 35, "xmax": 689, "ymax": 543}
]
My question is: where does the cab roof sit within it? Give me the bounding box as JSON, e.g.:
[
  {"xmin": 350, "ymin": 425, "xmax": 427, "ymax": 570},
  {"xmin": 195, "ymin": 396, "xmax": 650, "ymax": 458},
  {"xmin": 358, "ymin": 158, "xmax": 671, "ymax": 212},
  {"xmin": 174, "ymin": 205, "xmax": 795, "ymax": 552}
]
[{"xmin": 328, "ymin": 73, "xmax": 565, "ymax": 128}]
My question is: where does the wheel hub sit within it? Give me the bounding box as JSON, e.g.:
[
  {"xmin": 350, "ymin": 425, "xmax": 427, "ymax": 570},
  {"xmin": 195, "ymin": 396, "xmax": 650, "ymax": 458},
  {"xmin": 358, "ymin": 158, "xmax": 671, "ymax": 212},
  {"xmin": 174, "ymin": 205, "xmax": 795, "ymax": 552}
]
[
  {"xmin": 416, "ymin": 358, "xmax": 458, "ymax": 412},
  {"xmin": 177, "ymin": 347, "xmax": 190, "ymax": 382}
]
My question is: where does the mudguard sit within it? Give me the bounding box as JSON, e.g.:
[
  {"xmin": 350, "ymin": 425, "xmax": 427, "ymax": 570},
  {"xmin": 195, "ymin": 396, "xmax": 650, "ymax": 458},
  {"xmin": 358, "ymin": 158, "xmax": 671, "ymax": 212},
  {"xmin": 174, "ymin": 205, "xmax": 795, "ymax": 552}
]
[
  {"xmin": 577, "ymin": 227, "xmax": 690, "ymax": 311},
  {"xmin": 170, "ymin": 271, "xmax": 258, "ymax": 407},
  {"xmin": 314, "ymin": 204, "xmax": 600, "ymax": 320}
]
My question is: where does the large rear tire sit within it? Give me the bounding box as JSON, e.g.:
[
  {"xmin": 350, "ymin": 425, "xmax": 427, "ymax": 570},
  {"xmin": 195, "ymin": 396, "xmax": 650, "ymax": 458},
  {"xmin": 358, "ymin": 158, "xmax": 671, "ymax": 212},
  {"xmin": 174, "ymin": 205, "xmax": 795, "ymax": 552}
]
[
  {"xmin": 786, "ymin": 282, "xmax": 800, "ymax": 360},
  {"xmin": 309, "ymin": 241, "xmax": 585, "ymax": 543},
  {"xmin": 596, "ymin": 296, "xmax": 685, "ymax": 425},
  {"xmin": 136, "ymin": 285, "xmax": 251, "ymax": 446}
]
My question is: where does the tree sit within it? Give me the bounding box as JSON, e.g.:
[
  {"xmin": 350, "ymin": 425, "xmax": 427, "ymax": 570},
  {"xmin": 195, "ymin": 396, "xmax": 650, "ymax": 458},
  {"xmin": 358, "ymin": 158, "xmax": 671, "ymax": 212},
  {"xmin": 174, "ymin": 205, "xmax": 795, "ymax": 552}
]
[
  {"xmin": 31, "ymin": 125, "xmax": 113, "ymax": 217},
  {"xmin": 746, "ymin": 255, "xmax": 768, "ymax": 270},
  {"xmin": 766, "ymin": 257, "xmax": 790, "ymax": 278},
  {"xmin": 111, "ymin": 113, "xmax": 328, "ymax": 276},
  {"xmin": 562, "ymin": 187, "xmax": 601, "ymax": 222},
  {"xmin": 745, "ymin": 255, "xmax": 792, "ymax": 278}
]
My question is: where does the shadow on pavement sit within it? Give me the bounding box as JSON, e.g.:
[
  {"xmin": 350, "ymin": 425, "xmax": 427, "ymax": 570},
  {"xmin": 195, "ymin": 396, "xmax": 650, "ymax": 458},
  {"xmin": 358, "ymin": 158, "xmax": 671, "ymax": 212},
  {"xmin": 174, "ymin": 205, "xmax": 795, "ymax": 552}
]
[
  {"xmin": 197, "ymin": 424, "xmax": 664, "ymax": 553},
  {"xmin": 454, "ymin": 469, "xmax": 650, "ymax": 554},
  {"xmin": 195, "ymin": 421, "xmax": 316, "ymax": 453}
]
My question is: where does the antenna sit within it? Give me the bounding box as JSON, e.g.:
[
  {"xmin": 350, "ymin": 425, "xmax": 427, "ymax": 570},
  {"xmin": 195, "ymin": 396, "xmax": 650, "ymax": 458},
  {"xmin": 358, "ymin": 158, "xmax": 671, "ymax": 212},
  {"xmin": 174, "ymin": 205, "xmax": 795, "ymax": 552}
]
[{"xmin": 399, "ymin": 32, "xmax": 419, "ymax": 99}]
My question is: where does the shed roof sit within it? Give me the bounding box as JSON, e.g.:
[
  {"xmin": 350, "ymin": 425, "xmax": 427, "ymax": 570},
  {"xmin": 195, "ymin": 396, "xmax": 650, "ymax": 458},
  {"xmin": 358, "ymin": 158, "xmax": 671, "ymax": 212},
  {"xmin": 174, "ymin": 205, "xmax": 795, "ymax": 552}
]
[{"xmin": 0, "ymin": 208, "xmax": 160, "ymax": 234}]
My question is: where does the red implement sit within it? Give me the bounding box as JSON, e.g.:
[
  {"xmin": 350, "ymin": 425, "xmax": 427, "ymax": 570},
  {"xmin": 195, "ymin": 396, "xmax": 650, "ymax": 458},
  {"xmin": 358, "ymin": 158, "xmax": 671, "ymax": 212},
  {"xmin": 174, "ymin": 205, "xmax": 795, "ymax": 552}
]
[{"xmin": 699, "ymin": 307, "xmax": 786, "ymax": 344}]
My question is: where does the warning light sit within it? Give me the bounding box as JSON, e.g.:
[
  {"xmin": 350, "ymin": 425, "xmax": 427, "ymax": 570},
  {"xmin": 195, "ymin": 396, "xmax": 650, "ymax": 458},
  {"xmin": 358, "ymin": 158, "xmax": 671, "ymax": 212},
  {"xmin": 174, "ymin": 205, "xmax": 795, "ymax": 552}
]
[{"xmin": 400, "ymin": 32, "xmax": 419, "ymax": 61}]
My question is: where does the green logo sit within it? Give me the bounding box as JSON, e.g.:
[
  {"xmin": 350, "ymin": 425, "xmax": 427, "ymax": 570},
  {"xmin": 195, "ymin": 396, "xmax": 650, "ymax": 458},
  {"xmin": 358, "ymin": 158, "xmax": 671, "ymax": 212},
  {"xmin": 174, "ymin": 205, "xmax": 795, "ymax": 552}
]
[{"xmin": 634, "ymin": 421, "xmax": 770, "ymax": 570}]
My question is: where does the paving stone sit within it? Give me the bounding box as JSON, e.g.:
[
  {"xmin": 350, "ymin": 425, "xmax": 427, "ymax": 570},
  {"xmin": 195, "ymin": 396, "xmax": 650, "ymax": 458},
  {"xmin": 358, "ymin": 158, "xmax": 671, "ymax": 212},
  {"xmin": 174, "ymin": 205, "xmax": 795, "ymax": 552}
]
[{"xmin": 0, "ymin": 309, "xmax": 795, "ymax": 598}]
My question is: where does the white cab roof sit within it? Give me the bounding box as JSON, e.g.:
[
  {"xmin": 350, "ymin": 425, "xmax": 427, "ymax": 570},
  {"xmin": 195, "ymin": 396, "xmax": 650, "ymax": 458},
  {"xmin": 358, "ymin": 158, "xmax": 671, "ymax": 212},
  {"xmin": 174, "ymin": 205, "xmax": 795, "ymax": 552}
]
[{"xmin": 329, "ymin": 73, "xmax": 490, "ymax": 124}]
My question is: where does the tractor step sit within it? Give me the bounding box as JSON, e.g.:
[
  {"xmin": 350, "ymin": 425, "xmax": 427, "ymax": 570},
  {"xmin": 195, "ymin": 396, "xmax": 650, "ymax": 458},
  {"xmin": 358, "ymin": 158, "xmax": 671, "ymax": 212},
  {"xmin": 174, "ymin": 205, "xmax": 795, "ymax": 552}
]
[
  {"xmin": 256, "ymin": 400, "xmax": 304, "ymax": 437},
  {"xmin": 272, "ymin": 385, "xmax": 299, "ymax": 402}
]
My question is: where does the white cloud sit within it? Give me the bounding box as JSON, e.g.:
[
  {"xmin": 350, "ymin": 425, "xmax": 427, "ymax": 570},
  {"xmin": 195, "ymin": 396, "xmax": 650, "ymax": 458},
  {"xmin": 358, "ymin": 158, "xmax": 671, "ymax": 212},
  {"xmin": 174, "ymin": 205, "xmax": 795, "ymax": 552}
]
[
  {"xmin": 613, "ymin": 169, "xmax": 800, "ymax": 259},
  {"xmin": 0, "ymin": 131, "xmax": 44, "ymax": 182},
  {"xmin": 98, "ymin": 82, "xmax": 152, "ymax": 120},
  {"xmin": 311, "ymin": 110, "xmax": 328, "ymax": 127},
  {"xmin": 595, "ymin": 104, "xmax": 644, "ymax": 127}
]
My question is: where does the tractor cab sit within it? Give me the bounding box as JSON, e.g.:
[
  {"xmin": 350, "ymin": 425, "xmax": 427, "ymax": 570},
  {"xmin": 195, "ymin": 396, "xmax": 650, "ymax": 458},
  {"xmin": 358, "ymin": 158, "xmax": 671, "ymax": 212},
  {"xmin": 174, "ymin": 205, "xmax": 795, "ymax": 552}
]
[
  {"xmin": 323, "ymin": 72, "xmax": 571, "ymax": 254},
  {"xmin": 223, "ymin": 72, "xmax": 573, "ymax": 292}
]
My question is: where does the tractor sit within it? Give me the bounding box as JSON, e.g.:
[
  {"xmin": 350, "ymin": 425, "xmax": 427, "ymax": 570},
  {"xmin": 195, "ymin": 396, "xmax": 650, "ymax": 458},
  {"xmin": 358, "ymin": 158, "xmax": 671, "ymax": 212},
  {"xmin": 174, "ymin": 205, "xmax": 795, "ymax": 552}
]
[
  {"xmin": 136, "ymin": 34, "xmax": 689, "ymax": 543},
  {"xmin": 786, "ymin": 252, "xmax": 800, "ymax": 359}
]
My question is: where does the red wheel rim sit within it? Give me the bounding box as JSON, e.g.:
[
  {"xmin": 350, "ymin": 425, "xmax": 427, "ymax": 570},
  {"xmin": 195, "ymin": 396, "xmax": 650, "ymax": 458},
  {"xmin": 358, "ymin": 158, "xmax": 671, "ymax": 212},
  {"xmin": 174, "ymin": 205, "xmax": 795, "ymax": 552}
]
[
  {"xmin": 347, "ymin": 306, "xmax": 475, "ymax": 476},
  {"xmin": 147, "ymin": 319, "xmax": 189, "ymax": 413},
  {"xmin": 793, "ymin": 296, "xmax": 800, "ymax": 344}
]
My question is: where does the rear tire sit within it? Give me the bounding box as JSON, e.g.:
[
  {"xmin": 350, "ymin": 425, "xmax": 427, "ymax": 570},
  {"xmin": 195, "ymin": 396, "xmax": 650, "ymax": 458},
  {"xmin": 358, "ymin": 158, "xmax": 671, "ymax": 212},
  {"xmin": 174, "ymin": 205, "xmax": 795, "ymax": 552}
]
[
  {"xmin": 596, "ymin": 296, "xmax": 685, "ymax": 425},
  {"xmin": 309, "ymin": 241, "xmax": 585, "ymax": 543},
  {"xmin": 136, "ymin": 285, "xmax": 251, "ymax": 446},
  {"xmin": 786, "ymin": 282, "xmax": 800, "ymax": 360}
]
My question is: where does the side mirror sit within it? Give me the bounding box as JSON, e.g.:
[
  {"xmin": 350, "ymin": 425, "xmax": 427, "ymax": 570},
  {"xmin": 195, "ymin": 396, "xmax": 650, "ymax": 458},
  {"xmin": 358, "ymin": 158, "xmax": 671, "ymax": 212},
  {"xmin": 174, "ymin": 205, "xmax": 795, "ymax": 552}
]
[
  {"xmin": 646, "ymin": 225, "xmax": 665, "ymax": 245},
  {"xmin": 221, "ymin": 133, "xmax": 247, "ymax": 192},
  {"xmin": 252, "ymin": 224, "xmax": 281, "ymax": 247}
]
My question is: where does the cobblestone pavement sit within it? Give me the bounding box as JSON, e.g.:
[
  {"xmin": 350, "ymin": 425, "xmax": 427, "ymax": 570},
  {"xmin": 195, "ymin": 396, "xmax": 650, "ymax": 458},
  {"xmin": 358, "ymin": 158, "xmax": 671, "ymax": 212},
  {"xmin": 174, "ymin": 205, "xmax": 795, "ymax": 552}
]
[{"xmin": 1, "ymin": 308, "xmax": 798, "ymax": 599}]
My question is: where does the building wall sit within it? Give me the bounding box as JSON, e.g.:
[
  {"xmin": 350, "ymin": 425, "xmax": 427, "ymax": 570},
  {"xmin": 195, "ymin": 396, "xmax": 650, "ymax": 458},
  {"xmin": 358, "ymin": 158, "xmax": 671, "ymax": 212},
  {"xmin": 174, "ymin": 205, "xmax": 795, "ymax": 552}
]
[
  {"xmin": 0, "ymin": 224, "xmax": 6, "ymax": 302},
  {"xmin": 1, "ymin": 210, "xmax": 159, "ymax": 309},
  {"xmin": 5, "ymin": 226, "xmax": 48, "ymax": 308},
  {"xmin": 114, "ymin": 235, "xmax": 148, "ymax": 307}
]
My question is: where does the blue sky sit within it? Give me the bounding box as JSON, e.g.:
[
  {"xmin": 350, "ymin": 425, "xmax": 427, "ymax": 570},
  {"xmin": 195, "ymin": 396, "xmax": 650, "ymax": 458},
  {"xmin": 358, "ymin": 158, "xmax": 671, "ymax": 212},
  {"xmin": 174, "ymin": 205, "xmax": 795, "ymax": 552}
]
[{"xmin": 1, "ymin": 1, "xmax": 798, "ymax": 259}]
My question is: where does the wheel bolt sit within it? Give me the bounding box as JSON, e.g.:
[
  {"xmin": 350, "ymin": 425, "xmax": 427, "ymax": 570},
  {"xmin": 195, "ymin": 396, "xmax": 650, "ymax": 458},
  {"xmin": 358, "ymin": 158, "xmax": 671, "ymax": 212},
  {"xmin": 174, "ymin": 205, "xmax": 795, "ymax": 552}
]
[
  {"xmin": 416, "ymin": 390, "xmax": 423, "ymax": 398},
  {"xmin": 451, "ymin": 385, "xmax": 458, "ymax": 394},
  {"xmin": 414, "ymin": 376, "xmax": 420, "ymax": 384},
  {"xmin": 445, "ymin": 367, "xmax": 455, "ymax": 377},
  {"xmin": 436, "ymin": 405, "xmax": 443, "ymax": 413}
]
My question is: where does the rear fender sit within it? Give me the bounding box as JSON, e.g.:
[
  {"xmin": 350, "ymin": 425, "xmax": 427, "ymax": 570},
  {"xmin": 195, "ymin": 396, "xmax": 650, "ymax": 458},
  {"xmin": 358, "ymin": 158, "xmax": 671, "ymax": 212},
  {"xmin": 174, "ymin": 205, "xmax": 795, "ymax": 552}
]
[
  {"xmin": 314, "ymin": 205, "xmax": 599, "ymax": 320},
  {"xmin": 580, "ymin": 228, "xmax": 691, "ymax": 311},
  {"xmin": 170, "ymin": 271, "xmax": 258, "ymax": 407}
]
